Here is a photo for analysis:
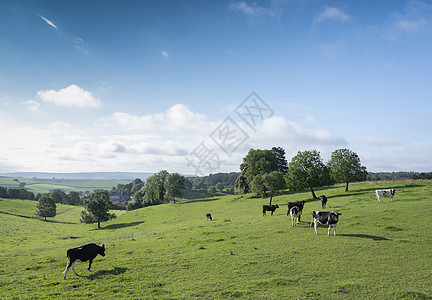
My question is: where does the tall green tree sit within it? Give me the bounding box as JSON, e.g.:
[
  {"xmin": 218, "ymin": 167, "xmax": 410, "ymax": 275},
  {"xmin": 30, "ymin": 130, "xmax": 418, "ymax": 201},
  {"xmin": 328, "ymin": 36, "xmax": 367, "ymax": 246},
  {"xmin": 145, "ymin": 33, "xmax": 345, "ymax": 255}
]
[
  {"xmin": 165, "ymin": 173, "xmax": 186, "ymax": 203},
  {"xmin": 271, "ymin": 147, "xmax": 288, "ymax": 174},
  {"xmin": 263, "ymin": 171, "xmax": 286, "ymax": 204},
  {"xmin": 285, "ymin": 150, "xmax": 332, "ymax": 199},
  {"xmin": 36, "ymin": 195, "xmax": 56, "ymax": 221},
  {"xmin": 50, "ymin": 189, "xmax": 69, "ymax": 204},
  {"xmin": 67, "ymin": 191, "xmax": 81, "ymax": 206},
  {"xmin": 250, "ymin": 174, "xmax": 266, "ymax": 198},
  {"xmin": 327, "ymin": 148, "xmax": 367, "ymax": 191},
  {"xmin": 238, "ymin": 148, "xmax": 278, "ymax": 192},
  {"xmin": 234, "ymin": 174, "xmax": 249, "ymax": 194},
  {"xmin": 81, "ymin": 190, "xmax": 116, "ymax": 228}
]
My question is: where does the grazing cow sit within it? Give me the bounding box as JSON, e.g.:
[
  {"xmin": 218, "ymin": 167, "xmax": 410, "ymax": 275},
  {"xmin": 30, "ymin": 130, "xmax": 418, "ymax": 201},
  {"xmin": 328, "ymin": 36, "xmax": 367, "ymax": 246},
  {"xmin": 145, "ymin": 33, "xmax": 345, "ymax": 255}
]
[
  {"xmin": 376, "ymin": 189, "xmax": 395, "ymax": 202},
  {"xmin": 63, "ymin": 243, "xmax": 105, "ymax": 279},
  {"xmin": 262, "ymin": 204, "xmax": 279, "ymax": 216},
  {"xmin": 289, "ymin": 206, "xmax": 300, "ymax": 227},
  {"xmin": 206, "ymin": 213, "xmax": 212, "ymax": 221},
  {"xmin": 287, "ymin": 200, "xmax": 305, "ymax": 221},
  {"xmin": 320, "ymin": 195, "xmax": 327, "ymax": 209},
  {"xmin": 311, "ymin": 211, "xmax": 341, "ymax": 236}
]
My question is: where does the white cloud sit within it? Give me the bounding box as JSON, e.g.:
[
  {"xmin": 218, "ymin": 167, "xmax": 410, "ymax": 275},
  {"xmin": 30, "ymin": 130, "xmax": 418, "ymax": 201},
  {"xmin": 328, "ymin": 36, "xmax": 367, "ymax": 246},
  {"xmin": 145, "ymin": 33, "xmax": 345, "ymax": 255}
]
[
  {"xmin": 315, "ymin": 6, "xmax": 349, "ymax": 24},
  {"xmin": 104, "ymin": 103, "xmax": 211, "ymax": 133},
  {"xmin": 161, "ymin": 50, "xmax": 169, "ymax": 58},
  {"xmin": 396, "ymin": 18, "xmax": 428, "ymax": 31},
  {"xmin": 74, "ymin": 38, "xmax": 89, "ymax": 55},
  {"xmin": 25, "ymin": 100, "xmax": 41, "ymax": 111},
  {"xmin": 383, "ymin": 1, "xmax": 432, "ymax": 40},
  {"xmin": 251, "ymin": 116, "xmax": 347, "ymax": 147},
  {"xmin": 229, "ymin": 1, "xmax": 279, "ymax": 19},
  {"xmin": 38, "ymin": 14, "xmax": 58, "ymax": 30},
  {"xmin": 36, "ymin": 84, "xmax": 101, "ymax": 109}
]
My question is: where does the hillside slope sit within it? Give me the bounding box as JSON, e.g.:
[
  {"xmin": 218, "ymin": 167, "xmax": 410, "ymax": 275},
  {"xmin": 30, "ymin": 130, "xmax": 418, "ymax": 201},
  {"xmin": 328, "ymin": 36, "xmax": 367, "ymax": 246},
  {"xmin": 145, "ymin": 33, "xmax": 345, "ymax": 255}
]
[{"xmin": 1, "ymin": 181, "xmax": 431, "ymax": 299}]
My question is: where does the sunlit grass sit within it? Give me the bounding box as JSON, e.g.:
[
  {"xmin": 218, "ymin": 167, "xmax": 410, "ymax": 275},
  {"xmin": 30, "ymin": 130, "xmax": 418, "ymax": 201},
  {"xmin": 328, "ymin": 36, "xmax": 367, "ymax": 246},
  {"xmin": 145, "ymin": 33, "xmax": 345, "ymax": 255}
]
[{"xmin": 1, "ymin": 181, "xmax": 431, "ymax": 299}]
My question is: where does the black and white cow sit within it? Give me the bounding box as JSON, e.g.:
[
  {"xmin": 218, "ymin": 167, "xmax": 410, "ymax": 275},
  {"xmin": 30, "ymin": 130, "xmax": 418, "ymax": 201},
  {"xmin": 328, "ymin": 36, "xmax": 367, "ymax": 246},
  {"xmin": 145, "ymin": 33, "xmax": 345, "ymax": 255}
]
[
  {"xmin": 262, "ymin": 204, "xmax": 279, "ymax": 216},
  {"xmin": 375, "ymin": 189, "xmax": 395, "ymax": 202},
  {"xmin": 287, "ymin": 200, "xmax": 305, "ymax": 221},
  {"xmin": 289, "ymin": 206, "xmax": 300, "ymax": 227},
  {"xmin": 311, "ymin": 211, "xmax": 341, "ymax": 236},
  {"xmin": 320, "ymin": 195, "xmax": 327, "ymax": 208},
  {"xmin": 63, "ymin": 243, "xmax": 105, "ymax": 279},
  {"xmin": 206, "ymin": 213, "xmax": 212, "ymax": 221}
]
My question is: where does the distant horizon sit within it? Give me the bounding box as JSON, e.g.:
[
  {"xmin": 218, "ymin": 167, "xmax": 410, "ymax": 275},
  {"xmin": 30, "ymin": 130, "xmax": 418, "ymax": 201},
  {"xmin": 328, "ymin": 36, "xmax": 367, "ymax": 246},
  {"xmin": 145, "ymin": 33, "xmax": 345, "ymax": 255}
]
[{"xmin": 0, "ymin": 169, "xmax": 428, "ymax": 181}]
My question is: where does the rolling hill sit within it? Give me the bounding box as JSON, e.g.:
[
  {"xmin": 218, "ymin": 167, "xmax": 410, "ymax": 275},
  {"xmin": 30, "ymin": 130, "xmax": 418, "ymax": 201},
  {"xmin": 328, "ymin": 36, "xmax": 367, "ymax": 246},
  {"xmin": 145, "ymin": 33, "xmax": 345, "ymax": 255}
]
[{"xmin": 1, "ymin": 181, "xmax": 431, "ymax": 299}]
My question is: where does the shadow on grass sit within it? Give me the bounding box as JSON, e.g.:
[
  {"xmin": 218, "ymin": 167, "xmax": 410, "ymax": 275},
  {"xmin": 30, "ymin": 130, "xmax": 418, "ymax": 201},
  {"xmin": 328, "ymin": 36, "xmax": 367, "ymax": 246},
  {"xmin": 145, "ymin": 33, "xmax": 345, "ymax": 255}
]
[
  {"xmin": 339, "ymin": 233, "xmax": 390, "ymax": 241},
  {"xmin": 0, "ymin": 210, "xmax": 77, "ymax": 224},
  {"xmin": 98, "ymin": 221, "xmax": 144, "ymax": 230},
  {"xmin": 182, "ymin": 197, "xmax": 221, "ymax": 204},
  {"xmin": 76, "ymin": 266, "xmax": 127, "ymax": 280}
]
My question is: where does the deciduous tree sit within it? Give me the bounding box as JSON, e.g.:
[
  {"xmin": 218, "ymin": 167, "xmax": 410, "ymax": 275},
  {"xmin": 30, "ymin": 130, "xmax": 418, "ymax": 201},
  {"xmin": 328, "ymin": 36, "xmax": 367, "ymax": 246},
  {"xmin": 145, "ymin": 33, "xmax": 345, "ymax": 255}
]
[
  {"xmin": 263, "ymin": 171, "xmax": 286, "ymax": 204},
  {"xmin": 36, "ymin": 195, "xmax": 56, "ymax": 221},
  {"xmin": 165, "ymin": 173, "xmax": 186, "ymax": 203},
  {"xmin": 327, "ymin": 148, "xmax": 367, "ymax": 191},
  {"xmin": 285, "ymin": 150, "xmax": 332, "ymax": 199},
  {"xmin": 81, "ymin": 190, "xmax": 116, "ymax": 228}
]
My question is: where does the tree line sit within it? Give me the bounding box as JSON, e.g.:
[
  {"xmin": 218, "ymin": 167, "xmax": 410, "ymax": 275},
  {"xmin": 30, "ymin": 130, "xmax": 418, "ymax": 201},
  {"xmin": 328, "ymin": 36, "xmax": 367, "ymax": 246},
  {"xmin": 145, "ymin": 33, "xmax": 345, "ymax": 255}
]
[
  {"xmin": 235, "ymin": 147, "xmax": 368, "ymax": 202},
  {"xmin": 0, "ymin": 186, "xmax": 35, "ymax": 200}
]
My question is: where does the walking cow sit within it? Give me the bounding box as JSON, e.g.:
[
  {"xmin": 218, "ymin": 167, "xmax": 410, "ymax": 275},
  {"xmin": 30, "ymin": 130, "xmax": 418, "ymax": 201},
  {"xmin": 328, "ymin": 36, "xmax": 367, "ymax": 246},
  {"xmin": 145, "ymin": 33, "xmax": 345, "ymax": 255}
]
[{"xmin": 63, "ymin": 243, "xmax": 105, "ymax": 279}]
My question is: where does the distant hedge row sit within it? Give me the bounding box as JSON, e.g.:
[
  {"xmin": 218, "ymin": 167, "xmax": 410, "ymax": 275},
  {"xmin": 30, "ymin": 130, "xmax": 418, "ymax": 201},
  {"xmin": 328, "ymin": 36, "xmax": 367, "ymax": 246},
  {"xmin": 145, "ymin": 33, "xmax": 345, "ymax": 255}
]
[{"xmin": 0, "ymin": 186, "xmax": 35, "ymax": 200}]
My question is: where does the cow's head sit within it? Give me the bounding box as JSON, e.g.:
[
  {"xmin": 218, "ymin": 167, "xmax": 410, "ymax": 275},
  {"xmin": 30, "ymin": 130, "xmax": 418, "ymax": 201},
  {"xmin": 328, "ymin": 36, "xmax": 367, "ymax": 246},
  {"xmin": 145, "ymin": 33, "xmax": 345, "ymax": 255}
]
[
  {"xmin": 391, "ymin": 189, "xmax": 395, "ymax": 195},
  {"xmin": 275, "ymin": 204, "xmax": 279, "ymax": 208},
  {"xmin": 100, "ymin": 244, "xmax": 105, "ymax": 257}
]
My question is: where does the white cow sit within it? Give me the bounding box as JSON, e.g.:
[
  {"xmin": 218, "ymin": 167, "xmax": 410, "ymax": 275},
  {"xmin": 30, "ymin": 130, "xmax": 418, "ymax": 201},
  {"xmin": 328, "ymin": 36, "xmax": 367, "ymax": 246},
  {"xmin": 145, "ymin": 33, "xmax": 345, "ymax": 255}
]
[{"xmin": 375, "ymin": 189, "xmax": 395, "ymax": 202}]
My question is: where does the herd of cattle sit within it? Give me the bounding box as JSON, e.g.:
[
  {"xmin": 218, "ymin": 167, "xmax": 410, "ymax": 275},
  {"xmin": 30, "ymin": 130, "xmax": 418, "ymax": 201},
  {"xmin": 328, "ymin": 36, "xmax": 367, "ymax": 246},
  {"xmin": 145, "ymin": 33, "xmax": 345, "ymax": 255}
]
[
  {"xmin": 263, "ymin": 188, "xmax": 396, "ymax": 236},
  {"xmin": 62, "ymin": 188, "xmax": 396, "ymax": 279}
]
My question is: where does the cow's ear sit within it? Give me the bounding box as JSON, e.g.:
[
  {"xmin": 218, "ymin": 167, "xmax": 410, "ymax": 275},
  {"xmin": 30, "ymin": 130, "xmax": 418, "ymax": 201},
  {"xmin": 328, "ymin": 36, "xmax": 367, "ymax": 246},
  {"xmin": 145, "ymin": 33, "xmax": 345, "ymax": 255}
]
[{"xmin": 102, "ymin": 244, "xmax": 105, "ymax": 249}]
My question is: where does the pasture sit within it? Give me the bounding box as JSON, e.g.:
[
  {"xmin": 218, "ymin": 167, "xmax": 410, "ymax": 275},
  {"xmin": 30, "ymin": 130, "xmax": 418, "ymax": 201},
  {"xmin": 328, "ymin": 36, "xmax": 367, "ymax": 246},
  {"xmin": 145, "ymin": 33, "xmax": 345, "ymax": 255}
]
[
  {"xmin": 0, "ymin": 177, "xmax": 130, "ymax": 193},
  {"xmin": 1, "ymin": 181, "xmax": 431, "ymax": 299}
]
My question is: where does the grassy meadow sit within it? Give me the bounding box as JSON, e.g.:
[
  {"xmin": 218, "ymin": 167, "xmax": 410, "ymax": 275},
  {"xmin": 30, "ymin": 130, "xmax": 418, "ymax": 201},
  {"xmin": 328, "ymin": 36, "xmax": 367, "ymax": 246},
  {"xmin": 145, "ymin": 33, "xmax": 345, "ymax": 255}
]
[
  {"xmin": 0, "ymin": 177, "xmax": 130, "ymax": 193},
  {"xmin": 1, "ymin": 180, "xmax": 431, "ymax": 299}
]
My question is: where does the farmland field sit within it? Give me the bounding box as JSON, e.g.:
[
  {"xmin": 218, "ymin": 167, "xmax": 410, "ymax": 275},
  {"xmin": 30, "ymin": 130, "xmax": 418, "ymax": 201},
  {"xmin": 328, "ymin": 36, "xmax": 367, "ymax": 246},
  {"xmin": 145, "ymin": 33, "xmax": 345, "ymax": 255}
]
[
  {"xmin": 1, "ymin": 181, "xmax": 431, "ymax": 299},
  {"xmin": 0, "ymin": 177, "xmax": 130, "ymax": 193}
]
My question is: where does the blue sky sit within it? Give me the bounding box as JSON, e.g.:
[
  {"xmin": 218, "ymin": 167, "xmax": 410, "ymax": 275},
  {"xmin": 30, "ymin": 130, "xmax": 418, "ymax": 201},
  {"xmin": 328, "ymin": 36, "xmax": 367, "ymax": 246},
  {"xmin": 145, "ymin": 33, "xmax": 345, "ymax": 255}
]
[{"xmin": 1, "ymin": 0, "xmax": 431, "ymax": 175}]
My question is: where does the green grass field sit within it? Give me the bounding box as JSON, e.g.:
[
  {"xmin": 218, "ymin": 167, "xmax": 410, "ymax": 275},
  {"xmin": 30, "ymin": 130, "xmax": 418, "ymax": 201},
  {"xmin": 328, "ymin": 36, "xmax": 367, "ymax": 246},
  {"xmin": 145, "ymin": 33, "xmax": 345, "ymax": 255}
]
[
  {"xmin": 0, "ymin": 177, "xmax": 130, "ymax": 193},
  {"xmin": 1, "ymin": 181, "xmax": 431, "ymax": 299}
]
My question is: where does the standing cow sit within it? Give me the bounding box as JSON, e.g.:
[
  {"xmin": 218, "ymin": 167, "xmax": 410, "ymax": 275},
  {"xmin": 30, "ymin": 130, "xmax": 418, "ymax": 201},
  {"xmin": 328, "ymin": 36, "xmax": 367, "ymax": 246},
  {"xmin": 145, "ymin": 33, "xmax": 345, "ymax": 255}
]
[
  {"xmin": 63, "ymin": 243, "xmax": 105, "ymax": 279},
  {"xmin": 262, "ymin": 204, "xmax": 279, "ymax": 216},
  {"xmin": 287, "ymin": 200, "xmax": 305, "ymax": 221},
  {"xmin": 311, "ymin": 211, "xmax": 341, "ymax": 236},
  {"xmin": 289, "ymin": 206, "xmax": 300, "ymax": 227},
  {"xmin": 375, "ymin": 189, "xmax": 395, "ymax": 202},
  {"xmin": 320, "ymin": 195, "xmax": 327, "ymax": 208}
]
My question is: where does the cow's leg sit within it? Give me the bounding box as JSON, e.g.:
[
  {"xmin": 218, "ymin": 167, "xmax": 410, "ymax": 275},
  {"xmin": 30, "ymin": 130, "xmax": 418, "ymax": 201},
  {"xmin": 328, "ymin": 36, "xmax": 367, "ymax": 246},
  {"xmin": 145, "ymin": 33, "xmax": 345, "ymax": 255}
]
[
  {"xmin": 333, "ymin": 224, "xmax": 337, "ymax": 236},
  {"xmin": 314, "ymin": 219, "xmax": 318, "ymax": 235},
  {"xmin": 88, "ymin": 258, "xmax": 93, "ymax": 272},
  {"xmin": 298, "ymin": 212, "xmax": 301, "ymax": 222},
  {"xmin": 63, "ymin": 259, "xmax": 72, "ymax": 279},
  {"xmin": 328, "ymin": 225, "xmax": 331, "ymax": 236},
  {"xmin": 71, "ymin": 262, "xmax": 78, "ymax": 275}
]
